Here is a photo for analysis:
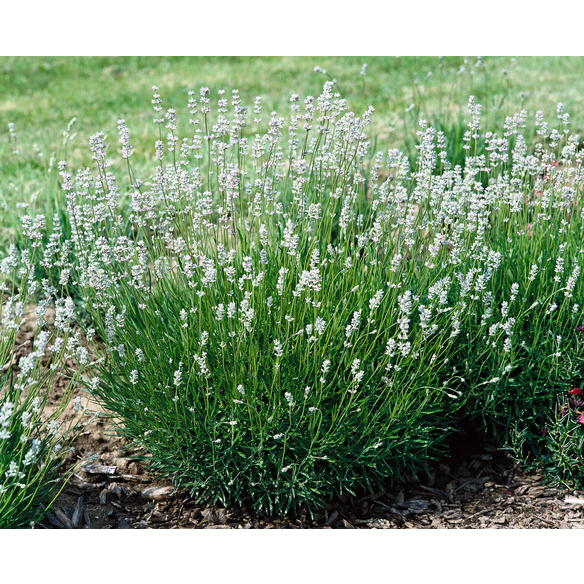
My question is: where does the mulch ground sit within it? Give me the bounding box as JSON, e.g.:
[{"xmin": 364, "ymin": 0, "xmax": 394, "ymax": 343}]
[{"xmin": 38, "ymin": 436, "xmax": 584, "ymax": 530}]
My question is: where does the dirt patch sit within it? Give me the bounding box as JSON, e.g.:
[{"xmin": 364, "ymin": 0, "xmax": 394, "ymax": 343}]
[{"xmin": 35, "ymin": 434, "xmax": 584, "ymax": 530}]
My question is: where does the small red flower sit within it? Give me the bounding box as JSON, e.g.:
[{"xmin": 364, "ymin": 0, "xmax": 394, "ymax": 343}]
[
  {"xmin": 578, "ymin": 414, "xmax": 584, "ymax": 426},
  {"xmin": 568, "ymin": 388, "xmax": 582, "ymax": 396}
]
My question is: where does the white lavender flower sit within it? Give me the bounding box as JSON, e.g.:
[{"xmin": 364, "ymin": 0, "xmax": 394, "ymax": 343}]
[
  {"xmin": 369, "ymin": 289, "xmax": 384, "ymax": 312},
  {"xmin": 23, "ymin": 439, "xmax": 41, "ymax": 466},
  {"xmin": 274, "ymin": 339, "xmax": 284, "ymax": 358}
]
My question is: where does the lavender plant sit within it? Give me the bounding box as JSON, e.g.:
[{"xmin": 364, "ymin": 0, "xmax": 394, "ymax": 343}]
[
  {"xmin": 43, "ymin": 84, "xmax": 583, "ymax": 514},
  {"xmin": 1, "ymin": 119, "xmax": 84, "ymax": 311},
  {"xmin": 1, "ymin": 244, "xmax": 90, "ymax": 528},
  {"xmin": 509, "ymin": 388, "xmax": 584, "ymax": 489},
  {"xmin": 448, "ymin": 101, "xmax": 584, "ymax": 437}
]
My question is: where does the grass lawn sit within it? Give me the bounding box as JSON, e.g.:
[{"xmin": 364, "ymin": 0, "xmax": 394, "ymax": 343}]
[{"xmin": 3, "ymin": 55, "xmax": 584, "ymax": 249}]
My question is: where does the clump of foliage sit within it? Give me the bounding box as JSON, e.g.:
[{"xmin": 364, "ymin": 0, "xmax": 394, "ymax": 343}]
[
  {"xmin": 22, "ymin": 81, "xmax": 584, "ymax": 515},
  {"xmin": 1, "ymin": 246, "xmax": 91, "ymax": 528}
]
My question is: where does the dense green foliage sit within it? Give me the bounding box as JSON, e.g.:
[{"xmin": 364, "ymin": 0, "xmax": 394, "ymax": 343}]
[{"xmin": 2, "ymin": 58, "xmax": 583, "ymax": 517}]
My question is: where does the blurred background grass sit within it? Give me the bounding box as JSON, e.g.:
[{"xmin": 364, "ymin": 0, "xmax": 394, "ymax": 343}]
[{"xmin": 2, "ymin": 55, "xmax": 584, "ymax": 248}]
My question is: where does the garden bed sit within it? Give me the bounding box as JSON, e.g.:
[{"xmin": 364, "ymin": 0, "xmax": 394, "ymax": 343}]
[
  {"xmin": 42, "ymin": 428, "xmax": 584, "ymax": 529},
  {"xmin": 3, "ymin": 76, "xmax": 583, "ymax": 527}
]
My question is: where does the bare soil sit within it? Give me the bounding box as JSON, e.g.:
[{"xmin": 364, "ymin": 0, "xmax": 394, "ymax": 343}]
[{"xmin": 41, "ymin": 434, "xmax": 584, "ymax": 530}]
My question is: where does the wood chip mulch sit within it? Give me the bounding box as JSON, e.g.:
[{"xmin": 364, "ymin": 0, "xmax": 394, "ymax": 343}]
[{"xmin": 37, "ymin": 442, "xmax": 584, "ymax": 530}]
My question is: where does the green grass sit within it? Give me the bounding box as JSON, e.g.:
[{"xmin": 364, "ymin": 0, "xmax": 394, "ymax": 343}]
[
  {"xmin": 3, "ymin": 56, "xmax": 584, "ymax": 144},
  {"xmin": 0, "ymin": 57, "xmax": 583, "ymax": 153},
  {"xmin": 4, "ymin": 56, "xmax": 584, "ymax": 252}
]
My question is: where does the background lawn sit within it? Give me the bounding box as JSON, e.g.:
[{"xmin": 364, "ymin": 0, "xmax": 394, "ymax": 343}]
[{"xmin": 2, "ymin": 55, "xmax": 584, "ymax": 249}]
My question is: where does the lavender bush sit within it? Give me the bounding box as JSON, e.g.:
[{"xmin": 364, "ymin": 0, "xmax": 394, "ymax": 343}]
[
  {"xmin": 1, "ymin": 246, "xmax": 91, "ymax": 528},
  {"xmin": 31, "ymin": 83, "xmax": 583, "ymax": 513}
]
